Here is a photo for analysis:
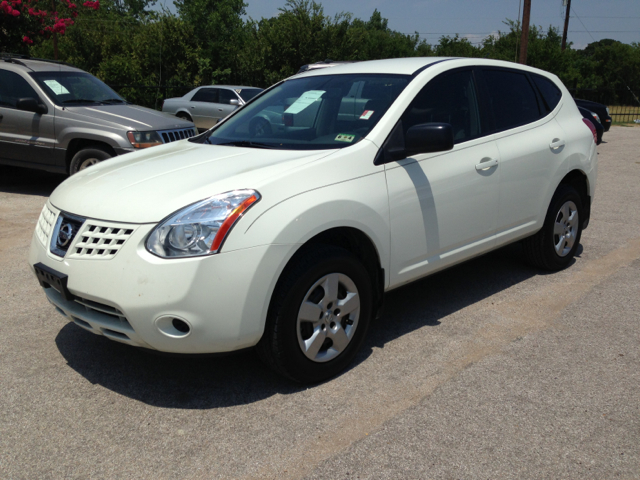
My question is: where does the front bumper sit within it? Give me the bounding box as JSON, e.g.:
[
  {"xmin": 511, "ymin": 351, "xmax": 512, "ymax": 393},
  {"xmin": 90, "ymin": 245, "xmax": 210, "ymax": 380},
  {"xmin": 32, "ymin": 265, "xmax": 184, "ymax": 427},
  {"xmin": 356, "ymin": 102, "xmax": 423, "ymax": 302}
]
[{"xmin": 30, "ymin": 202, "xmax": 292, "ymax": 353}]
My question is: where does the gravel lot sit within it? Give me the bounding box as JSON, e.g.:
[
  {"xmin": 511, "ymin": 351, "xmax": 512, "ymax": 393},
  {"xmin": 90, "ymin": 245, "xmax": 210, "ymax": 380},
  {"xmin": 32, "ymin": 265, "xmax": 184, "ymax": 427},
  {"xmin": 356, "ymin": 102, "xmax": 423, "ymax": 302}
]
[{"xmin": 1, "ymin": 126, "xmax": 639, "ymax": 479}]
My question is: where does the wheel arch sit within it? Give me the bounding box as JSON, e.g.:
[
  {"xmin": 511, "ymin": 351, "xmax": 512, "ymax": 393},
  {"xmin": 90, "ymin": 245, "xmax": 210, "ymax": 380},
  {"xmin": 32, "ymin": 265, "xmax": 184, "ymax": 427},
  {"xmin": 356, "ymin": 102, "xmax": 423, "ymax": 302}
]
[
  {"xmin": 66, "ymin": 139, "xmax": 117, "ymax": 172},
  {"xmin": 175, "ymin": 109, "xmax": 193, "ymax": 121},
  {"xmin": 559, "ymin": 169, "xmax": 591, "ymax": 229},
  {"xmin": 295, "ymin": 227, "xmax": 385, "ymax": 317}
]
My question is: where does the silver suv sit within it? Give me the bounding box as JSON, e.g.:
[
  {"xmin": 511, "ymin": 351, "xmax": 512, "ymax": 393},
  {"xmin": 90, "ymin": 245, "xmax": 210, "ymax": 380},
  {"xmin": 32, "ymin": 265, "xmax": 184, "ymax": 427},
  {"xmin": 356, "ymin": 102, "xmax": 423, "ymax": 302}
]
[{"xmin": 0, "ymin": 55, "xmax": 196, "ymax": 174}]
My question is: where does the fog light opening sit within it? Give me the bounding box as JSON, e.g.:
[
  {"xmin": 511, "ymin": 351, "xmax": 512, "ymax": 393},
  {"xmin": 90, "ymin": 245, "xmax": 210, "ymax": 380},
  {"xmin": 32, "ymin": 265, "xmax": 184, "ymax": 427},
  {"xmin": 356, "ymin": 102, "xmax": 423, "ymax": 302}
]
[
  {"xmin": 172, "ymin": 318, "xmax": 190, "ymax": 334},
  {"xmin": 155, "ymin": 315, "xmax": 192, "ymax": 338}
]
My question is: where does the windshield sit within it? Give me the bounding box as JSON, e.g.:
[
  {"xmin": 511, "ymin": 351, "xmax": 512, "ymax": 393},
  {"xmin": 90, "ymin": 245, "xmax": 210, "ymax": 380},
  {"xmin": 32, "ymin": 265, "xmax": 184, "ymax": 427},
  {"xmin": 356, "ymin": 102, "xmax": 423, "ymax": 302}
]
[
  {"xmin": 202, "ymin": 74, "xmax": 410, "ymax": 150},
  {"xmin": 30, "ymin": 71, "xmax": 127, "ymax": 106},
  {"xmin": 236, "ymin": 88, "xmax": 263, "ymax": 102}
]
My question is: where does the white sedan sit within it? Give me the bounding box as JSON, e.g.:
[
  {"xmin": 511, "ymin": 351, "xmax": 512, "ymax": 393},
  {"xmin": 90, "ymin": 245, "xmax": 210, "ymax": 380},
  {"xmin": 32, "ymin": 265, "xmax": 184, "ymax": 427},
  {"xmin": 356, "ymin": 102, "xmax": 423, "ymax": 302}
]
[
  {"xmin": 162, "ymin": 85, "xmax": 263, "ymax": 130},
  {"xmin": 30, "ymin": 57, "xmax": 597, "ymax": 383}
]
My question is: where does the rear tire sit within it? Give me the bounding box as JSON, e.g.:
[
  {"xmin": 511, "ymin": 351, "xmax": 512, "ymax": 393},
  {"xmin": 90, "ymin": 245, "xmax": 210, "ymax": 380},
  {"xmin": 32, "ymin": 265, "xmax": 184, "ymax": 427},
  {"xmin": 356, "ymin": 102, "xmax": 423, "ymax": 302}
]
[
  {"xmin": 523, "ymin": 184, "xmax": 583, "ymax": 271},
  {"xmin": 257, "ymin": 245, "xmax": 374, "ymax": 383},
  {"xmin": 69, "ymin": 146, "xmax": 113, "ymax": 175},
  {"xmin": 177, "ymin": 112, "xmax": 193, "ymax": 123}
]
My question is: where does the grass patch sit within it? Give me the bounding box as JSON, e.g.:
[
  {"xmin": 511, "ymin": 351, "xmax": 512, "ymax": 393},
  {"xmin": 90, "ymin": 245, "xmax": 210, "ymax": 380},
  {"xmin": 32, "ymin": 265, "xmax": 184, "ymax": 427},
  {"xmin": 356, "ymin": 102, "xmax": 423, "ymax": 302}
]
[{"xmin": 608, "ymin": 105, "xmax": 640, "ymax": 125}]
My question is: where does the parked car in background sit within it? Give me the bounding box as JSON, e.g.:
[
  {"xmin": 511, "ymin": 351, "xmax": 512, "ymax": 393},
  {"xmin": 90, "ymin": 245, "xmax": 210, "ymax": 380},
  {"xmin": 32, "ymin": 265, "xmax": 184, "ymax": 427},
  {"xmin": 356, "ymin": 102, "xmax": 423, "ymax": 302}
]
[
  {"xmin": 578, "ymin": 106, "xmax": 603, "ymax": 144},
  {"xmin": 0, "ymin": 55, "xmax": 196, "ymax": 174},
  {"xmin": 30, "ymin": 57, "xmax": 597, "ymax": 383},
  {"xmin": 162, "ymin": 85, "xmax": 263, "ymax": 131},
  {"xmin": 297, "ymin": 60, "xmax": 357, "ymax": 73},
  {"xmin": 574, "ymin": 98, "xmax": 612, "ymax": 132}
]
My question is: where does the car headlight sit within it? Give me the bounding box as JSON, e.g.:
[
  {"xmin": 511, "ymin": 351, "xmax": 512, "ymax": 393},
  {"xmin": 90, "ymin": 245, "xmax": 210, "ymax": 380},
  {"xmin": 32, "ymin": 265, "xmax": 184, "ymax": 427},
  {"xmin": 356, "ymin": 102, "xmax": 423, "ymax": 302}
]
[
  {"xmin": 127, "ymin": 130, "xmax": 163, "ymax": 148},
  {"xmin": 606, "ymin": 107, "xmax": 610, "ymax": 115},
  {"xmin": 592, "ymin": 113, "xmax": 601, "ymax": 123},
  {"xmin": 146, "ymin": 190, "xmax": 260, "ymax": 258}
]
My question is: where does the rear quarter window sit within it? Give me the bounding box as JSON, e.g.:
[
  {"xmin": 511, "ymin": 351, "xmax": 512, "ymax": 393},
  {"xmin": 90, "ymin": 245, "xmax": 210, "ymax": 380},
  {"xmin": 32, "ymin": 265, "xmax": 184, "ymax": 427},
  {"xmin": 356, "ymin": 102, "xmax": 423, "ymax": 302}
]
[{"xmin": 531, "ymin": 74, "xmax": 563, "ymax": 113}]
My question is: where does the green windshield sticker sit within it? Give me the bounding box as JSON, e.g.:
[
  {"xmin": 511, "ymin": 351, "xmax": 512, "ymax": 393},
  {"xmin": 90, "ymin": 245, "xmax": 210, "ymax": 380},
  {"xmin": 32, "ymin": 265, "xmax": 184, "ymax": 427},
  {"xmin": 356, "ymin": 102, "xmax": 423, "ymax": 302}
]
[
  {"xmin": 43, "ymin": 80, "xmax": 70, "ymax": 95},
  {"xmin": 335, "ymin": 134, "xmax": 355, "ymax": 143}
]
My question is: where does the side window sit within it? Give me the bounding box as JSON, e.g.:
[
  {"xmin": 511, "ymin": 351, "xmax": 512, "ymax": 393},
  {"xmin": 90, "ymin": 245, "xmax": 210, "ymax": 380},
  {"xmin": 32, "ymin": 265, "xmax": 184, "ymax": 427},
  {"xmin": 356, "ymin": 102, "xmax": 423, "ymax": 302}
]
[
  {"xmin": 402, "ymin": 69, "xmax": 482, "ymax": 144},
  {"xmin": 531, "ymin": 74, "xmax": 562, "ymax": 113},
  {"xmin": 0, "ymin": 70, "xmax": 40, "ymax": 108},
  {"xmin": 191, "ymin": 88, "xmax": 218, "ymax": 103},
  {"xmin": 482, "ymin": 69, "xmax": 541, "ymax": 131},
  {"xmin": 218, "ymin": 89, "xmax": 237, "ymax": 105}
]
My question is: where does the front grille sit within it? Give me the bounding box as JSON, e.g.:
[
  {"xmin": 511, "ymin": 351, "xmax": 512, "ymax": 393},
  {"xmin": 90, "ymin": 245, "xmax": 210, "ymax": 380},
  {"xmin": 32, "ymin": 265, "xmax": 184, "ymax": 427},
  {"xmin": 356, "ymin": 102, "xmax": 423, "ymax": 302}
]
[
  {"xmin": 50, "ymin": 212, "xmax": 85, "ymax": 257},
  {"xmin": 66, "ymin": 220, "xmax": 136, "ymax": 260},
  {"xmin": 44, "ymin": 288, "xmax": 143, "ymax": 346},
  {"xmin": 74, "ymin": 296, "xmax": 127, "ymax": 321},
  {"xmin": 35, "ymin": 204, "xmax": 56, "ymax": 247},
  {"xmin": 159, "ymin": 128, "xmax": 196, "ymax": 144}
]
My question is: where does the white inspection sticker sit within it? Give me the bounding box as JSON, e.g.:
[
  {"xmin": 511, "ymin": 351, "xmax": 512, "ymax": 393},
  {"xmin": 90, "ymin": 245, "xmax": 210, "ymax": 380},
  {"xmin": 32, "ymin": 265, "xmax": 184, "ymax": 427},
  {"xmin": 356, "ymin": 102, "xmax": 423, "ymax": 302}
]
[
  {"xmin": 285, "ymin": 90, "xmax": 325, "ymax": 114},
  {"xmin": 43, "ymin": 80, "xmax": 70, "ymax": 95},
  {"xmin": 359, "ymin": 110, "xmax": 374, "ymax": 120}
]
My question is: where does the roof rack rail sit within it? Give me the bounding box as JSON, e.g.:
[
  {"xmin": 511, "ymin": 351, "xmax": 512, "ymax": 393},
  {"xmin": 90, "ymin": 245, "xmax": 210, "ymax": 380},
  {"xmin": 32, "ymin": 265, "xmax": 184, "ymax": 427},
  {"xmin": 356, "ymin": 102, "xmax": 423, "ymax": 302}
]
[{"xmin": 0, "ymin": 52, "xmax": 75, "ymax": 68}]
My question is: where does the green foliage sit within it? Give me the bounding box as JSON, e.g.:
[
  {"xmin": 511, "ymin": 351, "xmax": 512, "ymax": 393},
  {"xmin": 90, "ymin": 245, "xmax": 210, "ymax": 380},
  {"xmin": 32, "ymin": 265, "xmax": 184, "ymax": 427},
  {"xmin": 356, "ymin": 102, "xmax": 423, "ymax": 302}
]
[{"xmin": 22, "ymin": 1, "xmax": 640, "ymax": 109}]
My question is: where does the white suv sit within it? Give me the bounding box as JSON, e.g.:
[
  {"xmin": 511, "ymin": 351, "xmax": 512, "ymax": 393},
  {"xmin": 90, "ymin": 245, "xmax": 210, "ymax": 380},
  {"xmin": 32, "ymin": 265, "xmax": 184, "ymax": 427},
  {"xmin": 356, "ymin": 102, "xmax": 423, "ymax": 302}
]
[{"xmin": 30, "ymin": 57, "xmax": 597, "ymax": 383}]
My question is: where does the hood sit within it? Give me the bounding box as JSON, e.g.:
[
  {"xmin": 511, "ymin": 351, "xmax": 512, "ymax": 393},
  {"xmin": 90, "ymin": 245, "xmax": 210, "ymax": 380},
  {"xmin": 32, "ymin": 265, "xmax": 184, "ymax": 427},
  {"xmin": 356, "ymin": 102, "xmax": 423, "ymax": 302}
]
[
  {"xmin": 63, "ymin": 104, "xmax": 194, "ymax": 131},
  {"xmin": 49, "ymin": 141, "xmax": 334, "ymax": 223}
]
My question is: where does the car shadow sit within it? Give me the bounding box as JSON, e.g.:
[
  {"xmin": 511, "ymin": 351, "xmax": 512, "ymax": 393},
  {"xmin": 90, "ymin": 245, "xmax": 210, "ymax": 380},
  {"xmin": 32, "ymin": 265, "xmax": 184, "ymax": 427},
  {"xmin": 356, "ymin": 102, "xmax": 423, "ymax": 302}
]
[
  {"xmin": 55, "ymin": 241, "xmax": 545, "ymax": 409},
  {"xmin": 0, "ymin": 165, "xmax": 67, "ymax": 197}
]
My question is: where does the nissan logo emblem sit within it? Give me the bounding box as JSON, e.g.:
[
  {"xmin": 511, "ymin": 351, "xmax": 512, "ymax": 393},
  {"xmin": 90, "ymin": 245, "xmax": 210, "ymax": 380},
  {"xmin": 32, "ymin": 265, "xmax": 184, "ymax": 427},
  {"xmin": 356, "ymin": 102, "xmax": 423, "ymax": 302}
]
[{"xmin": 57, "ymin": 223, "xmax": 74, "ymax": 247}]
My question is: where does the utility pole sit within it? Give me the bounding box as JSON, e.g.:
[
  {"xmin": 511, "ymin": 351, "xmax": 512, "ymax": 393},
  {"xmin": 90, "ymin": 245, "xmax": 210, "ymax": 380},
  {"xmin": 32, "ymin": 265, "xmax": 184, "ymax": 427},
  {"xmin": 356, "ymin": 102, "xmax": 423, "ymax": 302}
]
[
  {"xmin": 561, "ymin": 0, "xmax": 572, "ymax": 51},
  {"xmin": 519, "ymin": 0, "xmax": 532, "ymax": 64}
]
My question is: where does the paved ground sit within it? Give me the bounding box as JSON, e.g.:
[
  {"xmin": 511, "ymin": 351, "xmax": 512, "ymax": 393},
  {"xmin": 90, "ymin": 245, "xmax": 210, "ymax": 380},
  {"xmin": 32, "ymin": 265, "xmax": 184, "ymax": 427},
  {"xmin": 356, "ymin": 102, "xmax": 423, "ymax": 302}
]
[{"xmin": 1, "ymin": 126, "xmax": 639, "ymax": 479}]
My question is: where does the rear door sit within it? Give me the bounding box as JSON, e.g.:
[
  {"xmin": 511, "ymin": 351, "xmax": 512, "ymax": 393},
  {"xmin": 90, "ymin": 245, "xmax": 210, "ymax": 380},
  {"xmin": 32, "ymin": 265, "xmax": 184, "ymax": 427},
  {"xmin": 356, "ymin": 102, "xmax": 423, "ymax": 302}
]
[
  {"xmin": 0, "ymin": 69, "xmax": 56, "ymax": 166},
  {"xmin": 477, "ymin": 68, "xmax": 567, "ymax": 244}
]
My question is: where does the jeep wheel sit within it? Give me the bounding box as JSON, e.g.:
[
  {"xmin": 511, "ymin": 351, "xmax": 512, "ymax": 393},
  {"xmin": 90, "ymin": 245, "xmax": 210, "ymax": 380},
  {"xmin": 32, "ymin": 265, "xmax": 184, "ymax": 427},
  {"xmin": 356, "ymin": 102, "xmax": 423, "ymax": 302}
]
[{"xmin": 69, "ymin": 146, "xmax": 113, "ymax": 175}]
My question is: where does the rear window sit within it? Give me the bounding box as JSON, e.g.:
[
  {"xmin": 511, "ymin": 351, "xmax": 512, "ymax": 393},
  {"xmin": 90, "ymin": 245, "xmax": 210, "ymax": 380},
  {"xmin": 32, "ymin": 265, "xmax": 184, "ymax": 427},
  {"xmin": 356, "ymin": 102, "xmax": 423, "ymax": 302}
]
[
  {"xmin": 192, "ymin": 88, "xmax": 218, "ymax": 103},
  {"xmin": 236, "ymin": 88, "xmax": 262, "ymax": 102},
  {"xmin": 482, "ymin": 69, "xmax": 542, "ymax": 132},
  {"xmin": 531, "ymin": 74, "xmax": 562, "ymax": 113}
]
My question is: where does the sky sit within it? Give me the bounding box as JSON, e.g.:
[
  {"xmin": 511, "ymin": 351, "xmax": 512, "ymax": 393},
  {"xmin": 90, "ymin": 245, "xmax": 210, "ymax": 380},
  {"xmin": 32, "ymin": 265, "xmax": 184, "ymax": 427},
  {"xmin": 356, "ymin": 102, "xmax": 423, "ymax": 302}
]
[{"xmin": 239, "ymin": 0, "xmax": 640, "ymax": 50}]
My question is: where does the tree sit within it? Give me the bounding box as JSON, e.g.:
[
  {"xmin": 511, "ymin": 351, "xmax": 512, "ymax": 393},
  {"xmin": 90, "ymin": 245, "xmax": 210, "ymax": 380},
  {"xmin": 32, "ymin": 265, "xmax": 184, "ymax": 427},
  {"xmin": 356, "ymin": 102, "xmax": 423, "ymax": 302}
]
[{"xmin": 1, "ymin": 0, "xmax": 99, "ymax": 57}]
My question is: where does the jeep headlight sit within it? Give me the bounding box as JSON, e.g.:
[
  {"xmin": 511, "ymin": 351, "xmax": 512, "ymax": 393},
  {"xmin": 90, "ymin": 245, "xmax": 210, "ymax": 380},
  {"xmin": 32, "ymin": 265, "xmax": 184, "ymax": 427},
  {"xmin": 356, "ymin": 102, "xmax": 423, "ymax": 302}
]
[
  {"xmin": 127, "ymin": 130, "xmax": 163, "ymax": 148},
  {"xmin": 146, "ymin": 190, "xmax": 260, "ymax": 258}
]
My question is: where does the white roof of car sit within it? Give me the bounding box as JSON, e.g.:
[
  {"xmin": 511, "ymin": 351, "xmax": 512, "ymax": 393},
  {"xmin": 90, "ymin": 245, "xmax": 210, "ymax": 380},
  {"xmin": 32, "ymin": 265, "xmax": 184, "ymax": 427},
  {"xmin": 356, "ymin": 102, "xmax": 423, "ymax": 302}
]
[{"xmin": 293, "ymin": 57, "xmax": 545, "ymax": 78}]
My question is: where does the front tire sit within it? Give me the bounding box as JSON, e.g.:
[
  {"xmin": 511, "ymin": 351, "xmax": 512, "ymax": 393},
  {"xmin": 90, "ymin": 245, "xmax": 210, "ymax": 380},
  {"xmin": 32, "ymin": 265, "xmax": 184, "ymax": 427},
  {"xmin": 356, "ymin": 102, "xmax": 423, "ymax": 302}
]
[
  {"xmin": 257, "ymin": 246, "xmax": 374, "ymax": 383},
  {"xmin": 523, "ymin": 184, "xmax": 583, "ymax": 271},
  {"xmin": 69, "ymin": 146, "xmax": 113, "ymax": 175}
]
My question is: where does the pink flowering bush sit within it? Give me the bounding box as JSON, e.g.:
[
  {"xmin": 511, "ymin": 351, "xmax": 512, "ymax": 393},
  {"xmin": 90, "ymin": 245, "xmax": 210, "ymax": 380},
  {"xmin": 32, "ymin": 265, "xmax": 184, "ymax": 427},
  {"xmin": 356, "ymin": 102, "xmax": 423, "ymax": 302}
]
[{"xmin": 0, "ymin": 0, "xmax": 98, "ymax": 51}]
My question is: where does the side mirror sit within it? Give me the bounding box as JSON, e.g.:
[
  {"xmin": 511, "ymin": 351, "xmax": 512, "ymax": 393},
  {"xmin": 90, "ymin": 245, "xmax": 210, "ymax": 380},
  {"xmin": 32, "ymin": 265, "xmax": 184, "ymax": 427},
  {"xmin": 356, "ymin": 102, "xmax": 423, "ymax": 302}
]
[
  {"xmin": 16, "ymin": 97, "xmax": 47, "ymax": 115},
  {"xmin": 374, "ymin": 121, "xmax": 454, "ymax": 166},
  {"xmin": 405, "ymin": 123, "xmax": 454, "ymax": 156},
  {"xmin": 230, "ymin": 99, "xmax": 240, "ymax": 106}
]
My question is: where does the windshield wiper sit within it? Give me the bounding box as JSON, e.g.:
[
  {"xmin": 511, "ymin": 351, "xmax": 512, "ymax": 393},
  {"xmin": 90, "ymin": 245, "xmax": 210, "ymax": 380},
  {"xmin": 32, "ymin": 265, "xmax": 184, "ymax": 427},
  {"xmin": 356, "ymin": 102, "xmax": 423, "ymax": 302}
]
[
  {"xmin": 101, "ymin": 98, "xmax": 127, "ymax": 104},
  {"xmin": 62, "ymin": 99, "xmax": 102, "ymax": 105},
  {"xmin": 213, "ymin": 140, "xmax": 277, "ymax": 149}
]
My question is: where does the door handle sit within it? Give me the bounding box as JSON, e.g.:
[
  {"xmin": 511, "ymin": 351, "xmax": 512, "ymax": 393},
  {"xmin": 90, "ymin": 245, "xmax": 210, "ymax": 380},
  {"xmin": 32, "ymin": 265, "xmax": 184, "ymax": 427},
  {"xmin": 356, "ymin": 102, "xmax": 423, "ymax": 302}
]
[
  {"xmin": 475, "ymin": 157, "xmax": 499, "ymax": 171},
  {"xmin": 549, "ymin": 138, "xmax": 565, "ymax": 150}
]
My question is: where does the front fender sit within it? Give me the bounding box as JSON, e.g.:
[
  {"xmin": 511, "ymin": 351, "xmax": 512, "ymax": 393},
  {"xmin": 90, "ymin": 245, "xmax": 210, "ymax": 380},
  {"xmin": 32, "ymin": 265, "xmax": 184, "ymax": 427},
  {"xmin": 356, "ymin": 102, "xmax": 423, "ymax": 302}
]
[{"xmin": 225, "ymin": 171, "xmax": 391, "ymax": 287}]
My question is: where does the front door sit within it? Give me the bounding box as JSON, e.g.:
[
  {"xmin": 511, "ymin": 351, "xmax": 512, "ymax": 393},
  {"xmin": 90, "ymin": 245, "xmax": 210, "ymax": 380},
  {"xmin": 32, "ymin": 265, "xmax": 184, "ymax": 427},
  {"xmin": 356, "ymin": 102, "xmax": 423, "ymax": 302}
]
[
  {"xmin": 386, "ymin": 68, "xmax": 501, "ymax": 288},
  {"xmin": 0, "ymin": 70, "xmax": 55, "ymax": 166}
]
